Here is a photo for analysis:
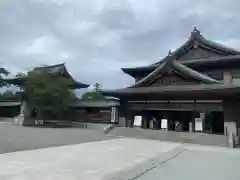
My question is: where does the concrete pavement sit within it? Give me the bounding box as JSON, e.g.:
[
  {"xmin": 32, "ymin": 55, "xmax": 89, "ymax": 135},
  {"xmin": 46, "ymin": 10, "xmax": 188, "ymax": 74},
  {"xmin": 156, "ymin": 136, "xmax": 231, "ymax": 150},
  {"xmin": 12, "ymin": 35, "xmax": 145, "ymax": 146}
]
[
  {"xmin": 0, "ymin": 123, "xmax": 240, "ymax": 180},
  {"xmin": 0, "ymin": 123, "xmax": 114, "ymax": 154},
  {"xmin": 106, "ymin": 143, "xmax": 240, "ymax": 180},
  {"xmin": 136, "ymin": 146, "xmax": 240, "ymax": 180},
  {"xmin": 0, "ymin": 138, "xmax": 180, "ymax": 180}
]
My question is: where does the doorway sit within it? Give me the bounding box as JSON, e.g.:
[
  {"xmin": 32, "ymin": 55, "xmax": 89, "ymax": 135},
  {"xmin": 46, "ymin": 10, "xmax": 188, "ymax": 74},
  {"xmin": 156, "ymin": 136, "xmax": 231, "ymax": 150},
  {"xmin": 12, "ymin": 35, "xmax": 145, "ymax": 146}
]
[
  {"xmin": 170, "ymin": 111, "xmax": 193, "ymax": 132},
  {"xmin": 148, "ymin": 110, "xmax": 193, "ymax": 132},
  {"xmin": 205, "ymin": 111, "xmax": 224, "ymax": 135}
]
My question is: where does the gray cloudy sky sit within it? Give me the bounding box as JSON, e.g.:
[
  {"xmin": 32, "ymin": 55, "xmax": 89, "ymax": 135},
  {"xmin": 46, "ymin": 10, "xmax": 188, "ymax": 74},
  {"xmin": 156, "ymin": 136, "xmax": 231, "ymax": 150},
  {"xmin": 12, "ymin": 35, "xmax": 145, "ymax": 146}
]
[{"xmin": 1, "ymin": 0, "xmax": 240, "ymax": 92}]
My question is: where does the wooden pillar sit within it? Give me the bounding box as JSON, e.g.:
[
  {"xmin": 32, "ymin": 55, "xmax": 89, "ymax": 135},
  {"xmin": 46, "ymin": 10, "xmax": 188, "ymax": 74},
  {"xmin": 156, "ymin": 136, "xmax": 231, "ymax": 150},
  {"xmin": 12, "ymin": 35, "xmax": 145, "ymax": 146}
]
[
  {"xmin": 141, "ymin": 112, "xmax": 151, "ymax": 129},
  {"xmin": 149, "ymin": 118, "xmax": 154, "ymax": 129},
  {"xmin": 190, "ymin": 111, "xmax": 196, "ymax": 132},
  {"xmin": 141, "ymin": 115, "xmax": 147, "ymax": 129},
  {"xmin": 126, "ymin": 112, "xmax": 134, "ymax": 128},
  {"xmin": 223, "ymin": 99, "xmax": 239, "ymax": 148}
]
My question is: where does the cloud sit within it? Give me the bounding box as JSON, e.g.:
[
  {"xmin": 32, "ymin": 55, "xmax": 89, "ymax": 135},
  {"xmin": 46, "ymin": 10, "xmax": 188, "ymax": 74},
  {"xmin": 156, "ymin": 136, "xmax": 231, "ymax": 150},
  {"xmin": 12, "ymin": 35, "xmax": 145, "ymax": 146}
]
[{"xmin": 0, "ymin": 0, "xmax": 240, "ymax": 92}]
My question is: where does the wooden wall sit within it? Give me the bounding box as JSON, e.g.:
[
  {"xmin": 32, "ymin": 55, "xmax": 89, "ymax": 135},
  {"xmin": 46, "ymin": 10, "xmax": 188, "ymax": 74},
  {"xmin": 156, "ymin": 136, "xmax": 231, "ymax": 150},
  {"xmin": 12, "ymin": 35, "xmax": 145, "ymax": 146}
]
[
  {"xmin": 177, "ymin": 46, "xmax": 224, "ymax": 61},
  {"xmin": 151, "ymin": 74, "xmax": 199, "ymax": 86},
  {"xmin": 72, "ymin": 107, "xmax": 112, "ymax": 123}
]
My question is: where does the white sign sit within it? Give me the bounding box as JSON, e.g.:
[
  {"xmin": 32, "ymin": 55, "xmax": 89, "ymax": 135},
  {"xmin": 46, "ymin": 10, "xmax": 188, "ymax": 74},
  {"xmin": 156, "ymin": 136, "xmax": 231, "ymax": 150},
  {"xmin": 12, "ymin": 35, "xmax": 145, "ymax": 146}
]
[
  {"xmin": 195, "ymin": 118, "xmax": 203, "ymax": 131},
  {"xmin": 134, "ymin": 116, "xmax": 142, "ymax": 127},
  {"xmin": 161, "ymin": 118, "xmax": 168, "ymax": 129},
  {"xmin": 111, "ymin": 107, "xmax": 116, "ymax": 123}
]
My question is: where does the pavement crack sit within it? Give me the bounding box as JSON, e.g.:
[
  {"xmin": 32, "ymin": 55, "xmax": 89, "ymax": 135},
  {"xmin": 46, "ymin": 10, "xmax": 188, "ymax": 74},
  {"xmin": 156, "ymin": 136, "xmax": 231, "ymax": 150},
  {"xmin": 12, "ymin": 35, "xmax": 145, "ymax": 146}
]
[
  {"xmin": 130, "ymin": 147, "xmax": 188, "ymax": 180},
  {"xmin": 158, "ymin": 148, "xmax": 188, "ymax": 165},
  {"xmin": 129, "ymin": 164, "xmax": 157, "ymax": 180}
]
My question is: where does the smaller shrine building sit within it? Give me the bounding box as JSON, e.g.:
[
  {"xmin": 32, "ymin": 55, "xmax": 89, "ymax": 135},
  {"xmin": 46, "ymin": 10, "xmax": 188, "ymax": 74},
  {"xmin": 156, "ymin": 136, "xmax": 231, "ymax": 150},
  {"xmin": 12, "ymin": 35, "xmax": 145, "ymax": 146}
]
[{"xmin": 1, "ymin": 63, "xmax": 119, "ymax": 125}]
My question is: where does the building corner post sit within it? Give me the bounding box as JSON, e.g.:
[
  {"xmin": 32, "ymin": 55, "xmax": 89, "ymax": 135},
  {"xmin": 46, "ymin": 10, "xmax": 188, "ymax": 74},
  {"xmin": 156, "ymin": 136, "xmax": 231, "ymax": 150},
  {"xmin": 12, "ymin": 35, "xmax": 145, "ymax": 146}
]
[{"xmin": 223, "ymin": 99, "xmax": 239, "ymax": 148}]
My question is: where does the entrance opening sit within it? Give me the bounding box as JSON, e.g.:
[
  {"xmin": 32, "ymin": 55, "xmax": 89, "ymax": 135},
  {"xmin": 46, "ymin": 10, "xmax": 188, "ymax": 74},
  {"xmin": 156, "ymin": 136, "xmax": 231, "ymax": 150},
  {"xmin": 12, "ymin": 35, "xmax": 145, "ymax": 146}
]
[
  {"xmin": 169, "ymin": 111, "xmax": 192, "ymax": 132},
  {"xmin": 205, "ymin": 111, "xmax": 224, "ymax": 135},
  {"xmin": 147, "ymin": 110, "xmax": 193, "ymax": 132},
  {"xmin": 136, "ymin": 109, "xmax": 224, "ymax": 134}
]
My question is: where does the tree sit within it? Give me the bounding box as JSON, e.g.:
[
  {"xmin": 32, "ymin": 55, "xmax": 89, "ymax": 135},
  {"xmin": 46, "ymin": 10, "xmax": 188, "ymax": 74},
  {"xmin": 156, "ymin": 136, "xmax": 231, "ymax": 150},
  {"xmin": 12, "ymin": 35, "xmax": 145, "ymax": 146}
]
[
  {"xmin": 0, "ymin": 68, "xmax": 9, "ymax": 87},
  {"xmin": 94, "ymin": 83, "xmax": 100, "ymax": 91},
  {"xmin": 24, "ymin": 71, "xmax": 77, "ymax": 119},
  {"xmin": 81, "ymin": 82, "xmax": 104, "ymax": 100},
  {"xmin": 81, "ymin": 91, "xmax": 104, "ymax": 100}
]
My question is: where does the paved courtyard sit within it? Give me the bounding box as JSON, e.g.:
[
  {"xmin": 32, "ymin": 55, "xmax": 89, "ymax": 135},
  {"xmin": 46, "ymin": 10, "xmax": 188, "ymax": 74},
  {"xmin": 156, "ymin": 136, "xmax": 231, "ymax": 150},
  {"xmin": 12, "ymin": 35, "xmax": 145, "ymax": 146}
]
[
  {"xmin": 0, "ymin": 124, "xmax": 240, "ymax": 180},
  {"xmin": 136, "ymin": 145, "xmax": 240, "ymax": 180},
  {"xmin": 0, "ymin": 123, "xmax": 114, "ymax": 154},
  {"xmin": 0, "ymin": 138, "xmax": 179, "ymax": 180}
]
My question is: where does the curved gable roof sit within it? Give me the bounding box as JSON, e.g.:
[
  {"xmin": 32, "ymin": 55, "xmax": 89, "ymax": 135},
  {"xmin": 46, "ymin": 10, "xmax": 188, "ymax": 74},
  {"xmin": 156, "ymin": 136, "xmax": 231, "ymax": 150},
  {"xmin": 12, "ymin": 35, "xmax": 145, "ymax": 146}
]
[
  {"xmin": 33, "ymin": 63, "xmax": 66, "ymax": 74},
  {"xmin": 166, "ymin": 28, "xmax": 240, "ymax": 59},
  {"xmin": 5, "ymin": 63, "xmax": 89, "ymax": 89},
  {"xmin": 128, "ymin": 54, "xmax": 221, "ymax": 88},
  {"xmin": 122, "ymin": 28, "xmax": 240, "ymax": 77}
]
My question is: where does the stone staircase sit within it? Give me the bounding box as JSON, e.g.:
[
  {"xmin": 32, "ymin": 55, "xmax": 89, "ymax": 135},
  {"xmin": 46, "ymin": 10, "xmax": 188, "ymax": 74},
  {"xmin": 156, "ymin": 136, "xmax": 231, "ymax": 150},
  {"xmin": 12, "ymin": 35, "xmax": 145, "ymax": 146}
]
[{"xmin": 108, "ymin": 127, "xmax": 228, "ymax": 147}]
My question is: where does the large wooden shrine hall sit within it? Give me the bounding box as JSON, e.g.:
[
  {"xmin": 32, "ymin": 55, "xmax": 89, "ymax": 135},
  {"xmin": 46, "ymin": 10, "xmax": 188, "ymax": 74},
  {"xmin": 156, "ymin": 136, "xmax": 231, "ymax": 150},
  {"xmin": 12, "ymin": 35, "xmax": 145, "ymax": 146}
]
[{"xmin": 102, "ymin": 28, "xmax": 240, "ymax": 144}]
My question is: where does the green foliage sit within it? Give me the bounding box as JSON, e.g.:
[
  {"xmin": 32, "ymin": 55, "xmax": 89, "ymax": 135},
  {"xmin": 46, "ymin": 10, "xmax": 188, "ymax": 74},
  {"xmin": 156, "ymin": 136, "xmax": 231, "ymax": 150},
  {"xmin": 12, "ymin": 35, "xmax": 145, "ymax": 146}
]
[
  {"xmin": 81, "ymin": 82, "xmax": 104, "ymax": 100},
  {"xmin": 93, "ymin": 82, "xmax": 100, "ymax": 91},
  {"xmin": 0, "ymin": 68, "xmax": 9, "ymax": 87},
  {"xmin": 81, "ymin": 91, "xmax": 104, "ymax": 100},
  {"xmin": 24, "ymin": 71, "xmax": 77, "ymax": 119}
]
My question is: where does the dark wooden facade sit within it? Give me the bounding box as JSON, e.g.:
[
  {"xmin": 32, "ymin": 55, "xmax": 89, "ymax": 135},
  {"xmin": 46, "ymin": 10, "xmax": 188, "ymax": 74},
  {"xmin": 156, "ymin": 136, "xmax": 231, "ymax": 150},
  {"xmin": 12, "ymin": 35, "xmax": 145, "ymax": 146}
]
[
  {"xmin": 0, "ymin": 98, "xmax": 120, "ymax": 124},
  {"xmin": 0, "ymin": 101, "xmax": 21, "ymax": 118},
  {"xmin": 71, "ymin": 98, "xmax": 120, "ymax": 124},
  {"xmin": 102, "ymin": 28, "xmax": 240, "ymax": 146},
  {"xmin": 72, "ymin": 108, "xmax": 112, "ymax": 123}
]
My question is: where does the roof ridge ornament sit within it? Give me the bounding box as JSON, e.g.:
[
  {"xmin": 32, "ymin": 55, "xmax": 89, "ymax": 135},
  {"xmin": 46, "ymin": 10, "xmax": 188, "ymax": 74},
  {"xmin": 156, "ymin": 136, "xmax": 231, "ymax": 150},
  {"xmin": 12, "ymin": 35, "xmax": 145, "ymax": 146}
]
[
  {"xmin": 168, "ymin": 49, "xmax": 172, "ymax": 56},
  {"xmin": 191, "ymin": 27, "xmax": 201, "ymax": 37}
]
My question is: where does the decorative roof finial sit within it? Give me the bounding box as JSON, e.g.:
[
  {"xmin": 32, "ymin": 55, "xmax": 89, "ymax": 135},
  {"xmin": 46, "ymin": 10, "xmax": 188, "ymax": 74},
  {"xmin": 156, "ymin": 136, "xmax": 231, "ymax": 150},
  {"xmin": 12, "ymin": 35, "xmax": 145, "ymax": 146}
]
[
  {"xmin": 191, "ymin": 27, "xmax": 201, "ymax": 36},
  {"xmin": 168, "ymin": 49, "xmax": 172, "ymax": 56}
]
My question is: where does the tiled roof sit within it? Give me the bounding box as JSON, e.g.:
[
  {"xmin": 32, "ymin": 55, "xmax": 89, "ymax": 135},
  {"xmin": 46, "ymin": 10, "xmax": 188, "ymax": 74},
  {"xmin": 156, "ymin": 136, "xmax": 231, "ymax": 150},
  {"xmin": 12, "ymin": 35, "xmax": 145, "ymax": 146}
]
[
  {"xmin": 128, "ymin": 54, "xmax": 221, "ymax": 88},
  {"xmin": 4, "ymin": 63, "xmax": 89, "ymax": 89},
  {"xmin": 102, "ymin": 83, "xmax": 240, "ymax": 97},
  {"xmin": 71, "ymin": 97, "xmax": 120, "ymax": 108},
  {"xmin": 122, "ymin": 28, "xmax": 240, "ymax": 76}
]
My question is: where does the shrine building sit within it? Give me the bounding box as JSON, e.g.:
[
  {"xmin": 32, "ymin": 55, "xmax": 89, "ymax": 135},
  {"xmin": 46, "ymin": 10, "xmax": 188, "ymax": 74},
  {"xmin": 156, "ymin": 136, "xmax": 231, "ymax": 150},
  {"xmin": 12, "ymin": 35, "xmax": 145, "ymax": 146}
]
[{"xmin": 102, "ymin": 28, "xmax": 240, "ymax": 145}]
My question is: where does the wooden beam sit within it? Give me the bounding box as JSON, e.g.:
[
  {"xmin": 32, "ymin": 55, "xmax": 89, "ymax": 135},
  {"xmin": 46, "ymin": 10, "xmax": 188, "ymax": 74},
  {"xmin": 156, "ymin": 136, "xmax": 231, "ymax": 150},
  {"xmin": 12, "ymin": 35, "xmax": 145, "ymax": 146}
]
[{"xmin": 128, "ymin": 102, "xmax": 222, "ymax": 112}]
